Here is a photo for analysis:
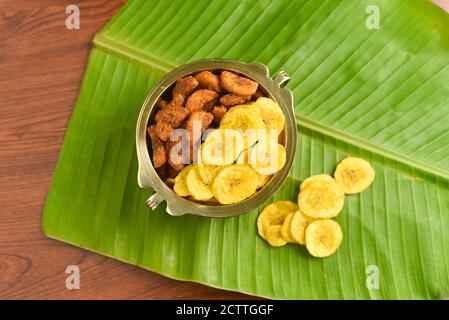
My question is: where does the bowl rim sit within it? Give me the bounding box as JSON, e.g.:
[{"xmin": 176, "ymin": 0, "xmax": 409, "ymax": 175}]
[{"xmin": 136, "ymin": 59, "xmax": 297, "ymax": 217}]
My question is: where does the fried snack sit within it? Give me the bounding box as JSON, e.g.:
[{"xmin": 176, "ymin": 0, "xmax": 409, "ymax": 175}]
[
  {"xmin": 334, "ymin": 157, "xmax": 375, "ymax": 194},
  {"xmin": 250, "ymin": 97, "xmax": 285, "ymax": 135},
  {"xmin": 289, "ymin": 210, "xmax": 309, "ymax": 245},
  {"xmin": 212, "ymin": 106, "xmax": 227, "ymax": 124},
  {"xmin": 219, "ymin": 108, "xmax": 265, "ymax": 148},
  {"xmin": 156, "ymin": 98, "xmax": 169, "ymax": 110},
  {"xmin": 305, "ymin": 219, "xmax": 343, "ymax": 258},
  {"xmin": 186, "ymin": 89, "xmax": 219, "ymax": 113},
  {"xmin": 184, "ymin": 111, "xmax": 214, "ymax": 142},
  {"xmin": 249, "ymin": 142, "xmax": 286, "ymax": 175},
  {"xmin": 298, "ymin": 178, "xmax": 345, "ymax": 219},
  {"xmin": 257, "ymin": 200, "xmax": 298, "ymax": 240},
  {"xmin": 211, "ymin": 164, "xmax": 257, "ymax": 204},
  {"xmin": 173, "ymin": 165, "xmax": 195, "ymax": 197},
  {"xmin": 221, "ymin": 71, "xmax": 258, "ymax": 96},
  {"xmin": 172, "ymin": 76, "xmax": 199, "ymax": 105},
  {"xmin": 155, "ymin": 121, "xmax": 175, "ymax": 142},
  {"xmin": 155, "ymin": 105, "xmax": 190, "ymax": 141},
  {"xmin": 219, "ymin": 94, "xmax": 251, "ymax": 107},
  {"xmin": 300, "ymin": 174, "xmax": 335, "ymax": 191},
  {"xmin": 186, "ymin": 165, "xmax": 214, "ymax": 201},
  {"xmin": 194, "ymin": 71, "xmax": 221, "ymax": 92},
  {"xmin": 147, "ymin": 125, "xmax": 166, "ymax": 168},
  {"xmin": 166, "ymin": 136, "xmax": 188, "ymax": 171},
  {"xmin": 201, "ymin": 129, "xmax": 244, "ymax": 165},
  {"xmin": 265, "ymin": 225, "xmax": 288, "ymax": 247},
  {"xmin": 280, "ymin": 212, "xmax": 296, "ymax": 243}
]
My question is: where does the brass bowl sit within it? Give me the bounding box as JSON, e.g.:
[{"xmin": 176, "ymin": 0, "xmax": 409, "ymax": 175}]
[{"xmin": 136, "ymin": 59, "xmax": 296, "ymax": 217}]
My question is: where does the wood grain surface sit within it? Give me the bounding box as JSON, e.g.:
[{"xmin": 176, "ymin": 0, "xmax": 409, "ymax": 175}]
[{"xmin": 0, "ymin": 0, "xmax": 253, "ymax": 300}]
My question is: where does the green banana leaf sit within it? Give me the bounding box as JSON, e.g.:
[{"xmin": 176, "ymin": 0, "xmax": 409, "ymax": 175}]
[{"xmin": 43, "ymin": 0, "xmax": 449, "ymax": 299}]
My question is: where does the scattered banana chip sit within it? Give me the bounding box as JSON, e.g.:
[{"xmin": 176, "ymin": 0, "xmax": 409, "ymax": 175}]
[
  {"xmin": 334, "ymin": 157, "xmax": 375, "ymax": 194},
  {"xmin": 249, "ymin": 141, "xmax": 286, "ymax": 175},
  {"xmin": 173, "ymin": 165, "xmax": 195, "ymax": 197},
  {"xmin": 186, "ymin": 165, "xmax": 213, "ymax": 201},
  {"xmin": 265, "ymin": 225, "xmax": 288, "ymax": 247},
  {"xmin": 257, "ymin": 200, "xmax": 298, "ymax": 240},
  {"xmin": 211, "ymin": 164, "xmax": 258, "ymax": 204},
  {"xmin": 280, "ymin": 212, "xmax": 296, "ymax": 243},
  {"xmin": 305, "ymin": 219, "xmax": 343, "ymax": 258},
  {"xmin": 220, "ymin": 107, "xmax": 265, "ymax": 147},
  {"xmin": 289, "ymin": 210, "xmax": 309, "ymax": 245},
  {"xmin": 300, "ymin": 174, "xmax": 335, "ymax": 191},
  {"xmin": 250, "ymin": 97, "xmax": 285, "ymax": 136},
  {"xmin": 298, "ymin": 179, "xmax": 345, "ymax": 219},
  {"xmin": 201, "ymin": 128, "xmax": 244, "ymax": 165}
]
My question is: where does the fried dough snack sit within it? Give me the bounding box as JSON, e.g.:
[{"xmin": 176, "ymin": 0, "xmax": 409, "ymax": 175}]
[
  {"xmin": 147, "ymin": 125, "xmax": 166, "ymax": 168},
  {"xmin": 221, "ymin": 70, "xmax": 258, "ymax": 96},
  {"xmin": 186, "ymin": 89, "xmax": 219, "ymax": 113},
  {"xmin": 155, "ymin": 105, "xmax": 190, "ymax": 141},
  {"xmin": 212, "ymin": 106, "xmax": 227, "ymax": 124},
  {"xmin": 194, "ymin": 71, "xmax": 221, "ymax": 92},
  {"xmin": 166, "ymin": 136, "xmax": 188, "ymax": 172},
  {"xmin": 184, "ymin": 111, "xmax": 214, "ymax": 142},
  {"xmin": 219, "ymin": 93, "xmax": 251, "ymax": 107},
  {"xmin": 172, "ymin": 76, "xmax": 199, "ymax": 105}
]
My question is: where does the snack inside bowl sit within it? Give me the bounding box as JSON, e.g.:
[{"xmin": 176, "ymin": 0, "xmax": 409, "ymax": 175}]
[{"xmin": 136, "ymin": 59, "xmax": 296, "ymax": 217}]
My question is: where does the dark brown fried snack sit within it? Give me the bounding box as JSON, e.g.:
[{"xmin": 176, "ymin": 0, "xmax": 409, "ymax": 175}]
[
  {"xmin": 167, "ymin": 165, "xmax": 179, "ymax": 178},
  {"xmin": 147, "ymin": 125, "xmax": 167, "ymax": 168},
  {"xmin": 166, "ymin": 137, "xmax": 187, "ymax": 171},
  {"xmin": 211, "ymin": 106, "xmax": 227, "ymax": 124},
  {"xmin": 184, "ymin": 111, "xmax": 214, "ymax": 142},
  {"xmin": 172, "ymin": 76, "xmax": 199, "ymax": 105},
  {"xmin": 194, "ymin": 71, "xmax": 221, "ymax": 92},
  {"xmin": 185, "ymin": 89, "xmax": 219, "ymax": 113},
  {"xmin": 156, "ymin": 165, "xmax": 168, "ymax": 179},
  {"xmin": 219, "ymin": 93, "xmax": 251, "ymax": 107},
  {"xmin": 221, "ymin": 70, "xmax": 258, "ymax": 96}
]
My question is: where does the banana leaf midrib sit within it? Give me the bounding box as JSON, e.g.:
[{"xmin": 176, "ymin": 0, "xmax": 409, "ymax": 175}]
[{"xmin": 93, "ymin": 32, "xmax": 449, "ymax": 183}]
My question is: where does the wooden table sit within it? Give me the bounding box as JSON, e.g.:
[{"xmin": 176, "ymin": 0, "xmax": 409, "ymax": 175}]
[{"xmin": 0, "ymin": 0, "xmax": 252, "ymax": 299}]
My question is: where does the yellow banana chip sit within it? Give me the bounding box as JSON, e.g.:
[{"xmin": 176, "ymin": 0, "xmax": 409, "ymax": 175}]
[
  {"xmin": 211, "ymin": 164, "xmax": 257, "ymax": 204},
  {"xmin": 220, "ymin": 107, "xmax": 265, "ymax": 148},
  {"xmin": 298, "ymin": 179, "xmax": 345, "ymax": 219},
  {"xmin": 334, "ymin": 157, "xmax": 375, "ymax": 194},
  {"xmin": 249, "ymin": 141, "xmax": 286, "ymax": 175},
  {"xmin": 173, "ymin": 165, "xmax": 195, "ymax": 197},
  {"xmin": 265, "ymin": 225, "xmax": 288, "ymax": 247},
  {"xmin": 289, "ymin": 210, "xmax": 309, "ymax": 245},
  {"xmin": 256, "ymin": 173, "xmax": 271, "ymax": 189},
  {"xmin": 257, "ymin": 200, "xmax": 298, "ymax": 239},
  {"xmin": 250, "ymin": 97, "xmax": 285, "ymax": 136},
  {"xmin": 186, "ymin": 165, "xmax": 213, "ymax": 201},
  {"xmin": 198, "ymin": 162, "xmax": 225, "ymax": 186},
  {"xmin": 300, "ymin": 174, "xmax": 335, "ymax": 191},
  {"xmin": 201, "ymin": 128, "xmax": 244, "ymax": 165},
  {"xmin": 305, "ymin": 219, "xmax": 343, "ymax": 258},
  {"xmin": 280, "ymin": 212, "xmax": 296, "ymax": 243}
]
